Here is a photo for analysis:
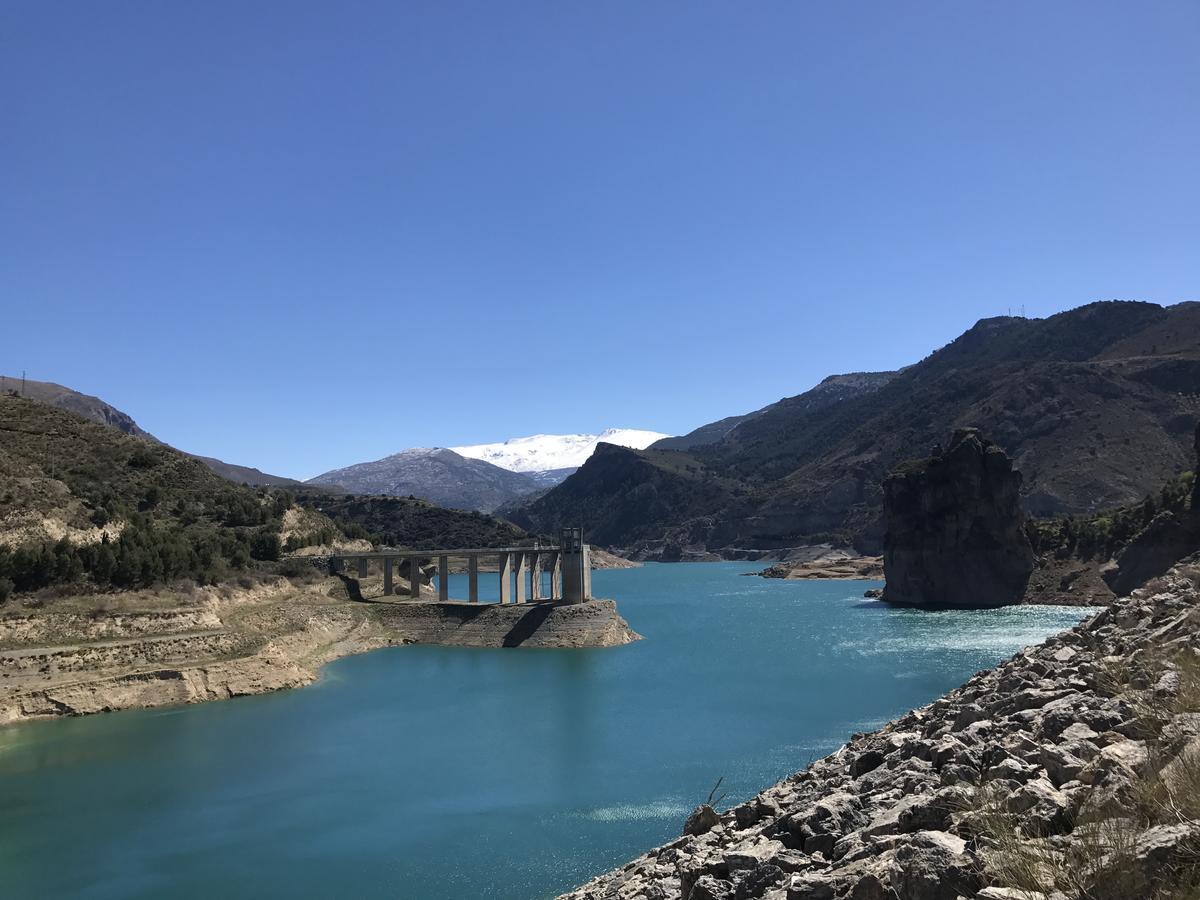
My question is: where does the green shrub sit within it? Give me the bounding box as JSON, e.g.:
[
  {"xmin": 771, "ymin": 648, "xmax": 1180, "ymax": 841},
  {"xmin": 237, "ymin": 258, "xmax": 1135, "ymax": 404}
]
[
  {"xmin": 127, "ymin": 446, "xmax": 159, "ymax": 469},
  {"xmin": 249, "ymin": 529, "xmax": 281, "ymax": 562}
]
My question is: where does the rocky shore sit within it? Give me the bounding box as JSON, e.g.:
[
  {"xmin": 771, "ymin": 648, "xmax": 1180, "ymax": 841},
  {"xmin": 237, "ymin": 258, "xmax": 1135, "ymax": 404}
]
[
  {"xmin": 758, "ymin": 549, "xmax": 883, "ymax": 581},
  {"xmin": 0, "ymin": 578, "xmax": 639, "ymax": 726},
  {"xmin": 559, "ymin": 555, "xmax": 1200, "ymax": 900}
]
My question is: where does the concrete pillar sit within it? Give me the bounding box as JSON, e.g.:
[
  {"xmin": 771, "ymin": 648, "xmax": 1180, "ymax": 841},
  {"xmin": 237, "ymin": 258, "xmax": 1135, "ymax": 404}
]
[
  {"xmin": 468, "ymin": 555, "xmax": 479, "ymax": 603},
  {"xmin": 330, "ymin": 556, "xmax": 344, "ymax": 575},
  {"xmin": 560, "ymin": 528, "xmax": 590, "ymax": 604},
  {"xmin": 357, "ymin": 557, "xmax": 369, "ymax": 578},
  {"xmin": 498, "ymin": 552, "xmax": 512, "ymax": 604},
  {"xmin": 410, "ymin": 558, "xmax": 422, "ymax": 599},
  {"xmin": 549, "ymin": 552, "xmax": 562, "ymax": 600},
  {"xmin": 515, "ymin": 552, "xmax": 528, "ymax": 604},
  {"xmin": 530, "ymin": 552, "xmax": 543, "ymax": 601},
  {"xmin": 382, "ymin": 557, "xmax": 392, "ymax": 596},
  {"xmin": 438, "ymin": 555, "xmax": 449, "ymax": 602}
]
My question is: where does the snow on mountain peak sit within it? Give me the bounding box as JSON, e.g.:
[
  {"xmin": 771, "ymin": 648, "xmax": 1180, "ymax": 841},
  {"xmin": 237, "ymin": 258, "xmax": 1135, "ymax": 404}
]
[{"xmin": 451, "ymin": 428, "xmax": 669, "ymax": 474}]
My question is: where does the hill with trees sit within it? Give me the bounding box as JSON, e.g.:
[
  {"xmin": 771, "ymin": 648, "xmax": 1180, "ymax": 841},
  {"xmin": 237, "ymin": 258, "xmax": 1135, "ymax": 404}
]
[
  {"xmin": 1, "ymin": 376, "xmax": 310, "ymax": 488},
  {"xmin": 0, "ymin": 393, "xmax": 331, "ymax": 600},
  {"xmin": 0, "ymin": 391, "xmax": 546, "ymax": 602},
  {"xmin": 296, "ymin": 492, "xmax": 529, "ymax": 549}
]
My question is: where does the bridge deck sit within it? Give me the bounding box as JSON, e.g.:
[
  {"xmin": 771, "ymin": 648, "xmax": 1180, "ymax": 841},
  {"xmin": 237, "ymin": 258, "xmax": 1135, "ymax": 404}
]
[
  {"xmin": 327, "ymin": 528, "xmax": 591, "ymax": 605},
  {"xmin": 331, "ymin": 546, "xmax": 559, "ymax": 558}
]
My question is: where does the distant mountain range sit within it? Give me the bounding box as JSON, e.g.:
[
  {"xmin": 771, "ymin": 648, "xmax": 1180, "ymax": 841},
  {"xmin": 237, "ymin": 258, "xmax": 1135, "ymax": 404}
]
[
  {"xmin": 510, "ymin": 301, "xmax": 1200, "ymax": 559},
  {"xmin": 306, "ymin": 429, "xmax": 669, "ymax": 513},
  {"xmin": 453, "ymin": 429, "xmax": 668, "ymax": 473},
  {"xmin": 23, "ymin": 300, "xmax": 1195, "ymax": 563},
  {"xmin": 305, "ymin": 448, "xmax": 539, "ymax": 513},
  {"xmin": 1, "ymin": 375, "xmax": 671, "ymax": 515}
]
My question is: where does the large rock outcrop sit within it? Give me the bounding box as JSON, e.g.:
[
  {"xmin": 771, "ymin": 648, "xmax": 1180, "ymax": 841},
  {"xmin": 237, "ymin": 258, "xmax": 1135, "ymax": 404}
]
[{"xmin": 882, "ymin": 429, "xmax": 1034, "ymax": 608}]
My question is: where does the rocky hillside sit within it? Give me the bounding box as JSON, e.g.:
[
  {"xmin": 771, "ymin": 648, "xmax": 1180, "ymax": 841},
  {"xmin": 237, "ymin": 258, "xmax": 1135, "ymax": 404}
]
[
  {"xmin": 516, "ymin": 301, "xmax": 1200, "ymax": 558},
  {"xmin": 651, "ymin": 372, "xmax": 899, "ymax": 453},
  {"xmin": 512, "ymin": 442, "xmax": 748, "ymax": 553},
  {"xmin": 3, "ymin": 376, "xmax": 308, "ymax": 488},
  {"xmin": 561, "ymin": 556, "xmax": 1200, "ymax": 900},
  {"xmin": 307, "ymin": 448, "xmax": 542, "ymax": 513},
  {"xmin": 2, "ymin": 376, "xmax": 156, "ymax": 439},
  {"xmin": 187, "ymin": 454, "xmax": 314, "ymax": 489}
]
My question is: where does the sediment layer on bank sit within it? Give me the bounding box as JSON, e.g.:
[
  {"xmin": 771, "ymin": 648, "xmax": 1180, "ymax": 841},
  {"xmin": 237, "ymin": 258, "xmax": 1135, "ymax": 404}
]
[
  {"xmin": 560, "ymin": 556, "xmax": 1200, "ymax": 900},
  {"xmin": 374, "ymin": 599, "xmax": 639, "ymax": 649},
  {"xmin": 0, "ymin": 579, "xmax": 639, "ymax": 726}
]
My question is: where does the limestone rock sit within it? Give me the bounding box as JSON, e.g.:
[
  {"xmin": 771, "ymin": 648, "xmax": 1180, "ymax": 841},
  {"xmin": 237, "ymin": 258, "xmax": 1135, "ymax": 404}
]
[
  {"xmin": 881, "ymin": 429, "xmax": 1034, "ymax": 608},
  {"xmin": 685, "ymin": 805, "xmax": 721, "ymax": 837},
  {"xmin": 889, "ymin": 831, "xmax": 980, "ymax": 900}
]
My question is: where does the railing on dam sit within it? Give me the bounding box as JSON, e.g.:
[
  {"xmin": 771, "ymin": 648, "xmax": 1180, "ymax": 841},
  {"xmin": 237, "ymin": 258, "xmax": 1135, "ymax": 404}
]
[{"xmin": 328, "ymin": 527, "xmax": 593, "ymax": 605}]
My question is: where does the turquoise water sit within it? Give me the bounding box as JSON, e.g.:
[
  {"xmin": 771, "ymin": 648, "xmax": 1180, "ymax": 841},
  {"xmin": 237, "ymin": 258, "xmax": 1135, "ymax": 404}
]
[{"xmin": 0, "ymin": 563, "xmax": 1090, "ymax": 899}]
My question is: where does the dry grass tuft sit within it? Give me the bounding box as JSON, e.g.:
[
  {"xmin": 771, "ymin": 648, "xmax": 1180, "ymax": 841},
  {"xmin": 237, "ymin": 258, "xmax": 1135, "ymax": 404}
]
[{"xmin": 979, "ymin": 641, "xmax": 1200, "ymax": 899}]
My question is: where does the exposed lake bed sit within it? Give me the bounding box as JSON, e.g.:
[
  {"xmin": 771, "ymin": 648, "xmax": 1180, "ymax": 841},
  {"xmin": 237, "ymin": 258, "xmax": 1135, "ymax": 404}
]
[{"xmin": 0, "ymin": 563, "xmax": 1093, "ymax": 899}]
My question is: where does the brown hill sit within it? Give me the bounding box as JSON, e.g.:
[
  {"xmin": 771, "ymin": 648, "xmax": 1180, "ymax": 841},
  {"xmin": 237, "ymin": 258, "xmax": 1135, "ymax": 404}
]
[
  {"xmin": 2, "ymin": 376, "xmax": 310, "ymax": 488},
  {"xmin": 513, "ymin": 301, "xmax": 1200, "ymax": 558},
  {"xmin": 1, "ymin": 377, "xmax": 155, "ymax": 440}
]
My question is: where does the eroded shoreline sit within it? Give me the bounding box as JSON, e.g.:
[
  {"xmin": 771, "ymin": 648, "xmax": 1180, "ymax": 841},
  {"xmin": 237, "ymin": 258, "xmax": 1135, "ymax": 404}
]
[{"xmin": 0, "ymin": 578, "xmax": 639, "ymax": 727}]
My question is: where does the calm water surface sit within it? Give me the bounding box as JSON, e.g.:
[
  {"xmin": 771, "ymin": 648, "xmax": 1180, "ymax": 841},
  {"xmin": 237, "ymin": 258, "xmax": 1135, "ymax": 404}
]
[{"xmin": 0, "ymin": 563, "xmax": 1091, "ymax": 899}]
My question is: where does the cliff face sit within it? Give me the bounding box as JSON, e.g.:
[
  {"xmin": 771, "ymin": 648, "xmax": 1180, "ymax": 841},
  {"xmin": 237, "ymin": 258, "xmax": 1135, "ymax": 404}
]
[{"xmin": 882, "ymin": 429, "xmax": 1034, "ymax": 609}]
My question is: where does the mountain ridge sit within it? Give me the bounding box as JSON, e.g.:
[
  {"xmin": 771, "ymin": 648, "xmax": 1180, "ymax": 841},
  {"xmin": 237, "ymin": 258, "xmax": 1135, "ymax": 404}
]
[
  {"xmin": 306, "ymin": 448, "xmax": 541, "ymax": 513},
  {"xmin": 512, "ymin": 300, "xmax": 1200, "ymax": 558},
  {"xmin": 452, "ymin": 428, "xmax": 669, "ymax": 475},
  {"xmin": 2, "ymin": 376, "xmax": 311, "ymax": 489}
]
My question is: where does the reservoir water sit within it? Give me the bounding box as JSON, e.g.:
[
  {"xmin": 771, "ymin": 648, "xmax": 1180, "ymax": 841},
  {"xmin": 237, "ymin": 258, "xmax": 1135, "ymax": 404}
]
[{"xmin": 0, "ymin": 563, "xmax": 1091, "ymax": 899}]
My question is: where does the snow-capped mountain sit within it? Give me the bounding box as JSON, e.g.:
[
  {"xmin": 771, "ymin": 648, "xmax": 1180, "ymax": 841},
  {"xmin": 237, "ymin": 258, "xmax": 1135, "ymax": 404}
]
[
  {"xmin": 305, "ymin": 428, "xmax": 671, "ymax": 515},
  {"xmin": 452, "ymin": 428, "xmax": 669, "ymax": 475}
]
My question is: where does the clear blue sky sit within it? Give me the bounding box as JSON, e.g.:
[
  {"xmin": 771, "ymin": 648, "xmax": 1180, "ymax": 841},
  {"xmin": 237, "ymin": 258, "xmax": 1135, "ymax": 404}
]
[{"xmin": 3, "ymin": 2, "xmax": 1197, "ymax": 479}]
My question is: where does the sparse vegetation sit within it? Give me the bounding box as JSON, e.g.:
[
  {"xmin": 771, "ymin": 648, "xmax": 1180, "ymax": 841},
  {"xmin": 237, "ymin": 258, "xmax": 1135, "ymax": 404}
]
[
  {"xmin": 0, "ymin": 394, "xmax": 545, "ymax": 603},
  {"xmin": 1027, "ymin": 470, "xmax": 1195, "ymax": 563},
  {"xmin": 976, "ymin": 641, "xmax": 1200, "ymax": 899},
  {"xmin": 0, "ymin": 395, "xmax": 337, "ymax": 598},
  {"xmin": 296, "ymin": 492, "xmax": 529, "ymax": 550}
]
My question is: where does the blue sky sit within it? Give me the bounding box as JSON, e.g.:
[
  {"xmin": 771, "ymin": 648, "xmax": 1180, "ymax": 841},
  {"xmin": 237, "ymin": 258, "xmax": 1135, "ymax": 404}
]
[{"xmin": 2, "ymin": 2, "xmax": 1197, "ymax": 479}]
